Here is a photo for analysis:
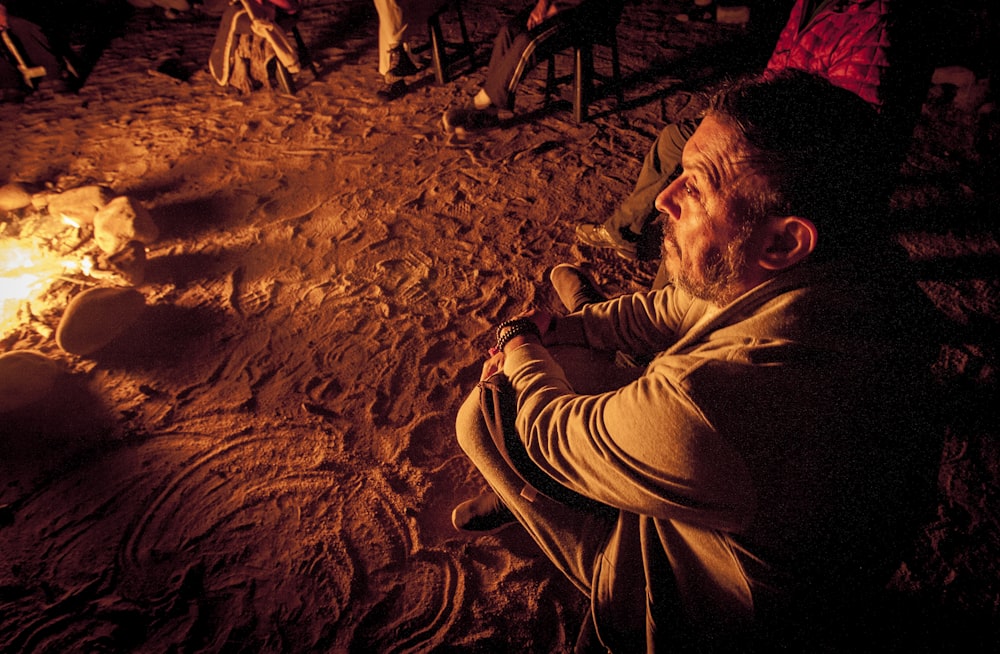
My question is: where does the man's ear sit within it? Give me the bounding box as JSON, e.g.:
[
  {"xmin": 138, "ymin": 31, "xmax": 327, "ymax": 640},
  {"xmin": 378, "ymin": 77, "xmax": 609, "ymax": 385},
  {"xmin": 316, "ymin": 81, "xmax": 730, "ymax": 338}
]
[{"xmin": 758, "ymin": 216, "xmax": 818, "ymax": 271}]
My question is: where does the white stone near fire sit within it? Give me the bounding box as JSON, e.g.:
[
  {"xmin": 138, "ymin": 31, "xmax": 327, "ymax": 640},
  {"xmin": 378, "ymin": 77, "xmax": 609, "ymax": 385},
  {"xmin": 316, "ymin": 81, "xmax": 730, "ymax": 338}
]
[
  {"xmin": 93, "ymin": 196, "xmax": 160, "ymax": 255},
  {"xmin": 56, "ymin": 286, "xmax": 146, "ymax": 356},
  {"xmin": 0, "ymin": 183, "xmax": 33, "ymax": 212},
  {"xmin": 45, "ymin": 185, "xmax": 115, "ymax": 225}
]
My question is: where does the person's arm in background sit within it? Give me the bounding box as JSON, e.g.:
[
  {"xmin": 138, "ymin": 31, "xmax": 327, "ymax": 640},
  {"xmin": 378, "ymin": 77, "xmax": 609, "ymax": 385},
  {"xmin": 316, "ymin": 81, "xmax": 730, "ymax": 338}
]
[
  {"xmin": 268, "ymin": 0, "xmax": 300, "ymax": 13},
  {"xmin": 527, "ymin": 0, "xmax": 587, "ymax": 29},
  {"xmin": 526, "ymin": 0, "xmax": 557, "ymax": 29}
]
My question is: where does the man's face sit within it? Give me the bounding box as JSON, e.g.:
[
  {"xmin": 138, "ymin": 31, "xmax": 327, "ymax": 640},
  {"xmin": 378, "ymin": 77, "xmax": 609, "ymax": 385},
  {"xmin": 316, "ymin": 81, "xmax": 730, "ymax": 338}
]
[{"xmin": 654, "ymin": 115, "xmax": 764, "ymax": 305}]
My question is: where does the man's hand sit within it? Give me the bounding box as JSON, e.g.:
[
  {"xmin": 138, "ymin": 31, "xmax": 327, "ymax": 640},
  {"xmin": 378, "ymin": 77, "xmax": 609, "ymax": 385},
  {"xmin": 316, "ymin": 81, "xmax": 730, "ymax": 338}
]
[
  {"xmin": 480, "ymin": 350, "xmax": 504, "ymax": 381},
  {"xmin": 527, "ymin": 0, "xmax": 559, "ymax": 29},
  {"xmin": 492, "ymin": 311, "xmax": 554, "ymax": 358}
]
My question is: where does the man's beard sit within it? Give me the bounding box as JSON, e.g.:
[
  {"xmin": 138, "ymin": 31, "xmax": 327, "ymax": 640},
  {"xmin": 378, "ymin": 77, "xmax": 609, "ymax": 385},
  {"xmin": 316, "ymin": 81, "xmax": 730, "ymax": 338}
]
[{"xmin": 661, "ymin": 221, "xmax": 751, "ymax": 305}]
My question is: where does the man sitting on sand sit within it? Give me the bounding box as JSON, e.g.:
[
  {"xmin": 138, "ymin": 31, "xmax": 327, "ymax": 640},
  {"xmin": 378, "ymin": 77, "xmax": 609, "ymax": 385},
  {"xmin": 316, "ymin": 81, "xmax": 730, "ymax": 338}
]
[
  {"xmin": 575, "ymin": 0, "xmax": 924, "ymax": 274},
  {"xmin": 451, "ymin": 71, "xmax": 937, "ymax": 651}
]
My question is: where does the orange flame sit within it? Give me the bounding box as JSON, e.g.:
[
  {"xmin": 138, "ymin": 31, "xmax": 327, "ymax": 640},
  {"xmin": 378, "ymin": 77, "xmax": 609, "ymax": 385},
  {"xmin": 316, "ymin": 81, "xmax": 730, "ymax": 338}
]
[{"xmin": 1, "ymin": 238, "xmax": 68, "ymax": 337}]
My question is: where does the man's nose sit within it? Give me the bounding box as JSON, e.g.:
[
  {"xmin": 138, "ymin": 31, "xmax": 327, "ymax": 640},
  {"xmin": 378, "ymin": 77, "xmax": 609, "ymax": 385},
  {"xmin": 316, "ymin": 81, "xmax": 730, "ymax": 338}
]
[{"xmin": 654, "ymin": 179, "xmax": 681, "ymax": 219}]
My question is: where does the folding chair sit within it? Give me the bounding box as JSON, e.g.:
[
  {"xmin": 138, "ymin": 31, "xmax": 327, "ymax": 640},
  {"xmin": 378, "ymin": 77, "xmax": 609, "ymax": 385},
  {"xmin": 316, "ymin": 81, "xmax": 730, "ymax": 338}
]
[
  {"xmin": 425, "ymin": 0, "xmax": 476, "ymax": 85},
  {"xmin": 209, "ymin": 0, "xmax": 314, "ymax": 94},
  {"xmin": 543, "ymin": 19, "xmax": 623, "ymax": 122},
  {"xmin": 2, "ymin": 29, "xmax": 47, "ymax": 89}
]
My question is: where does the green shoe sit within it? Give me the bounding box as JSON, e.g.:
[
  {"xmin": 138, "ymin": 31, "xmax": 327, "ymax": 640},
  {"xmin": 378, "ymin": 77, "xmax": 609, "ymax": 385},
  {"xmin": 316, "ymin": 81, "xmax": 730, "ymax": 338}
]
[{"xmin": 575, "ymin": 223, "xmax": 638, "ymax": 260}]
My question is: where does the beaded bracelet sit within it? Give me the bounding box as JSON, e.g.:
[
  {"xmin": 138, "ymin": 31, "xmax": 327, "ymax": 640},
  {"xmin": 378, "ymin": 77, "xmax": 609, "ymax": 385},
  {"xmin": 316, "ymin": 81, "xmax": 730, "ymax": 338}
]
[
  {"xmin": 495, "ymin": 317, "xmax": 525, "ymax": 341},
  {"xmin": 495, "ymin": 317, "xmax": 541, "ymax": 353}
]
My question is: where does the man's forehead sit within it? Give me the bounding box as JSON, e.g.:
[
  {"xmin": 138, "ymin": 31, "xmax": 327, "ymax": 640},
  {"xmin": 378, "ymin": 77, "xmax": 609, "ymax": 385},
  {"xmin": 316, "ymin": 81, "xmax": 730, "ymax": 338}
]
[{"xmin": 683, "ymin": 115, "xmax": 748, "ymax": 187}]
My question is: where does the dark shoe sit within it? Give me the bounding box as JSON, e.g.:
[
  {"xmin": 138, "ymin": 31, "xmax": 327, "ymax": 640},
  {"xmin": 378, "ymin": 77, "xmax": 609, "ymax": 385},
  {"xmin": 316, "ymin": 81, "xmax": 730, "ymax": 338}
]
[
  {"xmin": 575, "ymin": 223, "xmax": 638, "ymax": 260},
  {"xmin": 550, "ymin": 264, "xmax": 606, "ymax": 312},
  {"xmin": 386, "ymin": 44, "xmax": 419, "ymax": 79},
  {"xmin": 377, "ymin": 79, "xmax": 408, "ymax": 101},
  {"xmin": 451, "ymin": 491, "xmax": 515, "ymax": 532},
  {"xmin": 442, "ymin": 107, "xmax": 500, "ymax": 134}
]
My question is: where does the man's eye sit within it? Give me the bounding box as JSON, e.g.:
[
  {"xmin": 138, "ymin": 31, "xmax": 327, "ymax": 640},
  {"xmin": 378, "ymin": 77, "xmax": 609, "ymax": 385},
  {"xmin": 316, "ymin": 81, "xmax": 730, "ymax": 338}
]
[{"xmin": 683, "ymin": 183, "xmax": 696, "ymax": 196}]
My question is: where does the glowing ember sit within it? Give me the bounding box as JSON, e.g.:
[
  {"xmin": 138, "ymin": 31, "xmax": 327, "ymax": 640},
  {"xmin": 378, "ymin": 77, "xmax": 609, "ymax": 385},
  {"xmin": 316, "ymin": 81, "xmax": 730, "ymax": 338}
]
[{"xmin": 0, "ymin": 238, "xmax": 70, "ymax": 337}]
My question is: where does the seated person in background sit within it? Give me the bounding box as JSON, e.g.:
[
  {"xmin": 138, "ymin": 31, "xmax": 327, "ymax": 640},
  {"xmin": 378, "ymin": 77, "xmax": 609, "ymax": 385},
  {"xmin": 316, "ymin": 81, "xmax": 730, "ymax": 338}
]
[
  {"xmin": 442, "ymin": 0, "xmax": 623, "ymax": 133},
  {"xmin": 372, "ymin": 0, "xmax": 448, "ymax": 101},
  {"xmin": 575, "ymin": 0, "xmax": 924, "ymax": 277},
  {"xmin": 209, "ymin": 0, "xmax": 301, "ymax": 93},
  {"xmin": 1, "ymin": 2, "xmax": 78, "ymax": 100},
  {"xmin": 452, "ymin": 70, "xmax": 938, "ymax": 652}
]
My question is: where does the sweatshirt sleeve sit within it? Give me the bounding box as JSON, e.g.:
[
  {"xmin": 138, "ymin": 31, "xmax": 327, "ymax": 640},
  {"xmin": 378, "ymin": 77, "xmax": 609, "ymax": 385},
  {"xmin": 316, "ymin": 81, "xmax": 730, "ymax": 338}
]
[
  {"xmin": 502, "ymin": 341, "xmax": 754, "ymax": 532},
  {"xmin": 568, "ymin": 286, "xmax": 704, "ymax": 356}
]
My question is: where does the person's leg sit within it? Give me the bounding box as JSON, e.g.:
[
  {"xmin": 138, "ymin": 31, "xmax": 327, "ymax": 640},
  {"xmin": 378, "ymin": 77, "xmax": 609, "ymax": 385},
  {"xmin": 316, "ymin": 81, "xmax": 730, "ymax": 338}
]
[
  {"xmin": 483, "ymin": 5, "xmax": 613, "ymax": 113},
  {"xmin": 441, "ymin": 10, "xmax": 531, "ymax": 132},
  {"xmin": 373, "ymin": 0, "xmax": 407, "ymax": 77},
  {"xmin": 489, "ymin": 0, "xmax": 619, "ymax": 110},
  {"xmin": 443, "ymin": 2, "xmax": 615, "ymax": 132},
  {"xmin": 444, "ymin": 8, "xmax": 577, "ymax": 132},
  {"xmin": 455, "ymin": 388, "xmax": 617, "ymax": 594},
  {"xmin": 209, "ymin": 4, "xmax": 244, "ymax": 86},
  {"xmin": 549, "ymin": 264, "xmax": 606, "ymax": 313},
  {"xmin": 477, "ymin": 8, "xmax": 534, "ymax": 111},
  {"xmin": 375, "ymin": 0, "xmax": 447, "ymax": 99}
]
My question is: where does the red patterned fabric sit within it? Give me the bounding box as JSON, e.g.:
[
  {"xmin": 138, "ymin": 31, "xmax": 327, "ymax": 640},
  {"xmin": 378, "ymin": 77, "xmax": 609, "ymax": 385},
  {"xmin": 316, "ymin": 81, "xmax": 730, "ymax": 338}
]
[{"xmin": 765, "ymin": 0, "xmax": 892, "ymax": 108}]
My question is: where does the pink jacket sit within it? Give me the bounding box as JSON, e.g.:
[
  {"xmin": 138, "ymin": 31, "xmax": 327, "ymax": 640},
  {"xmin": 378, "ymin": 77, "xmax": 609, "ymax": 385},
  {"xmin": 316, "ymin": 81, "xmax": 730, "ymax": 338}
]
[{"xmin": 765, "ymin": 0, "xmax": 892, "ymax": 108}]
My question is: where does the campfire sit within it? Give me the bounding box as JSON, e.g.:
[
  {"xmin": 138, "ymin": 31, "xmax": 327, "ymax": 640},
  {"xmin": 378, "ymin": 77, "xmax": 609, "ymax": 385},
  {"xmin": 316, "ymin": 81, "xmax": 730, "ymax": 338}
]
[
  {"xmin": 0, "ymin": 215, "xmax": 90, "ymax": 339},
  {"xmin": 0, "ymin": 184, "xmax": 157, "ymax": 348}
]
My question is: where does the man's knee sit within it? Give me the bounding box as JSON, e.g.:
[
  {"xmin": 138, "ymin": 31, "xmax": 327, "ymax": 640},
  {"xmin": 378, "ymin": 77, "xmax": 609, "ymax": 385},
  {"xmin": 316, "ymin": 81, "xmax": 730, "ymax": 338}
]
[
  {"xmin": 491, "ymin": 21, "xmax": 516, "ymax": 54},
  {"xmin": 654, "ymin": 122, "xmax": 689, "ymax": 162},
  {"xmin": 455, "ymin": 389, "xmax": 489, "ymax": 459}
]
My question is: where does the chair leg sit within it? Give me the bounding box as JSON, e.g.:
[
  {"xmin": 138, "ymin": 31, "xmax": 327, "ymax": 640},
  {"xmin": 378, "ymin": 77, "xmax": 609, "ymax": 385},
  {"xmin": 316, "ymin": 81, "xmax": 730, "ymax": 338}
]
[
  {"xmin": 545, "ymin": 55, "xmax": 556, "ymax": 106},
  {"xmin": 574, "ymin": 43, "xmax": 594, "ymax": 123},
  {"xmin": 610, "ymin": 33, "xmax": 623, "ymax": 108},
  {"xmin": 454, "ymin": 0, "xmax": 475, "ymax": 72},
  {"xmin": 428, "ymin": 0, "xmax": 476, "ymax": 85},
  {"xmin": 429, "ymin": 15, "xmax": 447, "ymax": 85},
  {"xmin": 274, "ymin": 59, "xmax": 295, "ymax": 94},
  {"xmin": 291, "ymin": 25, "xmax": 319, "ymax": 78}
]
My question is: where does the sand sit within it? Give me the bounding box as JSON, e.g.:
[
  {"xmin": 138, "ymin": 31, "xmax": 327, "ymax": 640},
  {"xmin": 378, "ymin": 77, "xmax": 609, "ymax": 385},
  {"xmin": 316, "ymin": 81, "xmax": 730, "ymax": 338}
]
[{"xmin": 1, "ymin": 1, "xmax": 998, "ymax": 650}]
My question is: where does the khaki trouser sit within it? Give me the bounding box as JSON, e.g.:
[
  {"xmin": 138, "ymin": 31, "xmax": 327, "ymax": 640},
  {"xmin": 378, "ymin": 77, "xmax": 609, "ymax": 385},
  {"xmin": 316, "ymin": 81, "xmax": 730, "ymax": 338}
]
[
  {"xmin": 606, "ymin": 120, "xmax": 697, "ymax": 246},
  {"xmin": 454, "ymin": 345, "xmax": 643, "ymax": 648},
  {"xmin": 372, "ymin": 0, "xmax": 447, "ymax": 75}
]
